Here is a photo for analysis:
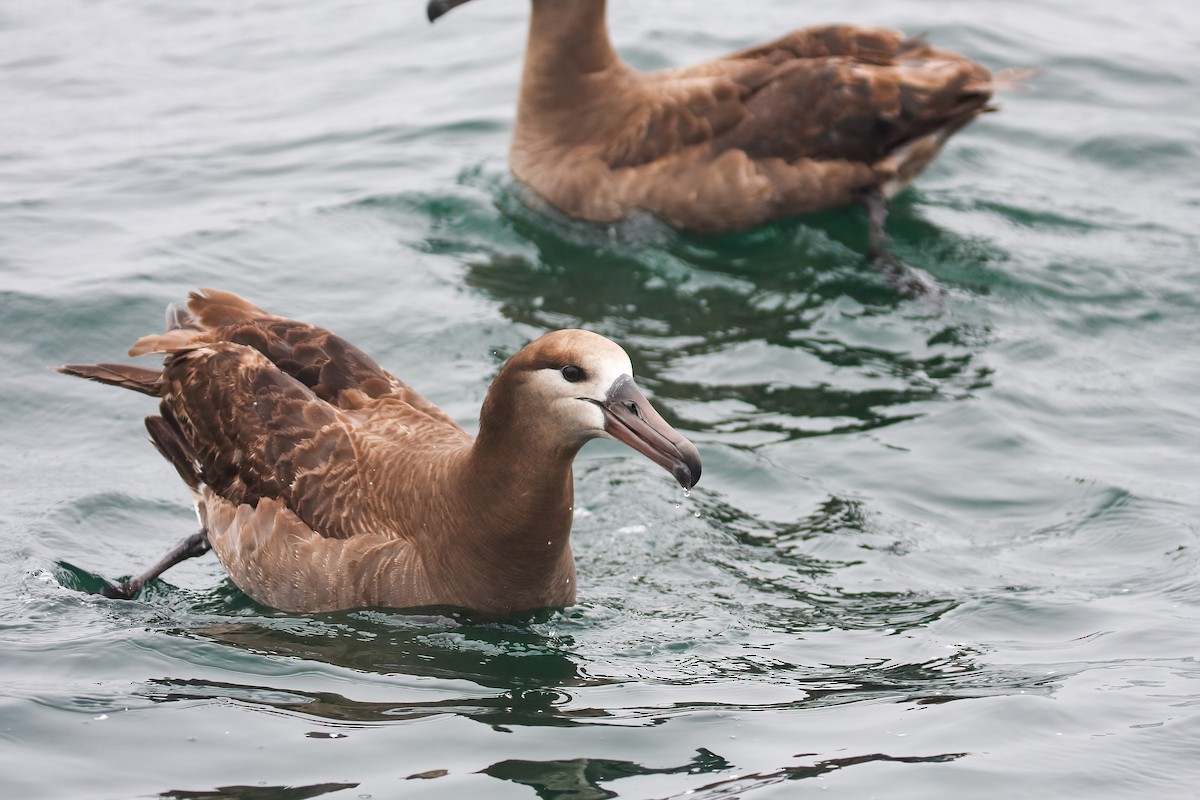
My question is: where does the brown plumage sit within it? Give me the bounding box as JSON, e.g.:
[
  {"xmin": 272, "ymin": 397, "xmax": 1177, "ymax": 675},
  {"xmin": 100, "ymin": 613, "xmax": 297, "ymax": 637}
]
[
  {"xmin": 60, "ymin": 289, "xmax": 700, "ymax": 614},
  {"xmin": 428, "ymin": 0, "xmax": 997, "ymax": 236}
]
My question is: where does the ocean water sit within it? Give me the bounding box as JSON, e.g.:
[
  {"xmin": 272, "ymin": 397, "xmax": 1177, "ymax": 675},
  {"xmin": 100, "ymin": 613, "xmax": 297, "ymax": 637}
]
[{"xmin": 2, "ymin": 0, "xmax": 1199, "ymax": 798}]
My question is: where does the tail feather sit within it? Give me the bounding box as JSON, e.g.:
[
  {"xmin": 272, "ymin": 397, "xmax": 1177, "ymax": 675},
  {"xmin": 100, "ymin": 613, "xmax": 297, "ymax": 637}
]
[
  {"xmin": 988, "ymin": 67, "xmax": 1040, "ymax": 93},
  {"xmin": 128, "ymin": 328, "xmax": 209, "ymax": 357},
  {"xmin": 165, "ymin": 302, "xmax": 201, "ymax": 332},
  {"xmin": 187, "ymin": 288, "xmax": 273, "ymax": 329},
  {"xmin": 58, "ymin": 363, "xmax": 162, "ymax": 396},
  {"xmin": 128, "ymin": 290, "xmax": 268, "ymax": 356},
  {"xmin": 127, "ymin": 289, "xmax": 272, "ymax": 356}
]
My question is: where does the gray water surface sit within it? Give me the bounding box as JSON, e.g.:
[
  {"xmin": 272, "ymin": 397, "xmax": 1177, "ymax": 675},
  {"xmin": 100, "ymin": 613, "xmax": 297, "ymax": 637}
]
[{"xmin": 2, "ymin": 1, "xmax": 1199, "ymax": 798}]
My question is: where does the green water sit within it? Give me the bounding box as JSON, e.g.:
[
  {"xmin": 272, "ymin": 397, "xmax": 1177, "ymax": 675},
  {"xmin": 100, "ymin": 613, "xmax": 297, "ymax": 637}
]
[{"xmin": 2, "ymin": 0, "xmax": 1199, "ymax": 798}]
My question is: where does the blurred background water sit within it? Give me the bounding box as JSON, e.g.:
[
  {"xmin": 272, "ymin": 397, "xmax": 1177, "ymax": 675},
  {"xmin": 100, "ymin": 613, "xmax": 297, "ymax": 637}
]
[{"xmin": 2, "ymin": 0, "xmax": 1198, "ymax": 798}]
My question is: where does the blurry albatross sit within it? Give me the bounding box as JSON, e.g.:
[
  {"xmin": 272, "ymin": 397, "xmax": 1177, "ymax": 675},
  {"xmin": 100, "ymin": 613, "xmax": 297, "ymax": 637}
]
[
  {"xmin": 59, "ymin": 289, "xmax": 700, "ymax": 613},
  {"xmin": 429, "ymin": 0, "xmax": 1006, "ymax": 293}
]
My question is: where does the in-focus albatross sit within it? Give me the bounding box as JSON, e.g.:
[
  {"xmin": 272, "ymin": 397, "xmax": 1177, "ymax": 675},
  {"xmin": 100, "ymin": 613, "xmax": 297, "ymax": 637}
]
[
  {"xmin": 60, "ymin": 289, "xmax": 701, "ymax": 614},
  {"xmin": 429, "ymin": 0, "xmax": 1006, "ymax": 290}
]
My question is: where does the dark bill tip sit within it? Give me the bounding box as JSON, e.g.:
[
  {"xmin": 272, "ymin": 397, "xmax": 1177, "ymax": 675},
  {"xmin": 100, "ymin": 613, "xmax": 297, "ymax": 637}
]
[
  {"xmin": 671, "ymin": 443, "xmax": 702, "ymax": 490},
  {"xmin": 427, "ymin": 0, "xmax": 475, "ymax": 23},
  {"xmin": 673, "ymin": 465, "xmax": 694, "ymax": 488}
]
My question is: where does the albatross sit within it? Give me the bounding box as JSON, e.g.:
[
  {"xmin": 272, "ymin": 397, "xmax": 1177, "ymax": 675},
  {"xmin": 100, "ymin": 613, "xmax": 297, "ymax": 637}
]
[
  {"xmin": 60, "ymin": 289, "xmax": 700, "ymax": 614},
  {"xmin": 428, "ymin": 0, "xmax": 1005, "ymax": 291}
]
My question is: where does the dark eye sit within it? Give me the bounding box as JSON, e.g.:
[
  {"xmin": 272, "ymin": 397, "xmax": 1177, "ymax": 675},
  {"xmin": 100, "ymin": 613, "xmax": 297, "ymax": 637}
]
[{"xmin": 561, "ymin": 365, "xmax": 586, "ymax": 383}]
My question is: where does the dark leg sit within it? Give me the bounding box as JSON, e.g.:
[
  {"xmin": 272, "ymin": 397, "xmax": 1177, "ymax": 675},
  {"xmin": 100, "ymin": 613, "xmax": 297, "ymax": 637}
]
[
  {"xmin": 863, "ymin": 187, "xmax": 890, "ymax": 259},
  {"xmin": 861, "ymin": 190, "xmax": 942, "ymax": 302},
  {"xmin": 101, "ymin": 529, "xmax": 211, "ymax": 600}
]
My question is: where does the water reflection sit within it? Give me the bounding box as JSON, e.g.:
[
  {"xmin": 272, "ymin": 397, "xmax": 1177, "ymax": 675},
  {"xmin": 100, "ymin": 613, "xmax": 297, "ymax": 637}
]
[
  {"xmin": 481, "ymin": 748, "xmax": 968, "ymax": 799},
  {"xmin": 136, "ymin": 654, "xmax": 1060, "ymax": 732},
  {"xmin": 685, "ymin": 491, "xmax": 964, "ymax": 634},
  {"xmin": 190, "ymin": 609, "xmax": 599, "ymax": 690},
  {"xmin": 484, "ymin": 749, "xmax": 733, "ymax": 800},
  {"xmin": 159, "ymin": 783, "xmax": 357, "ymax": 800},
  {"xmin": 684, "ymin": 750, "xmax": 968, "ymax": 797},
  {"xmin": 141, "ymin": 676, "xmax": 608, "ymax": 730},
  {"xmin": 131, "ymin": 610, "xmax": 622, "ymax": 730}
]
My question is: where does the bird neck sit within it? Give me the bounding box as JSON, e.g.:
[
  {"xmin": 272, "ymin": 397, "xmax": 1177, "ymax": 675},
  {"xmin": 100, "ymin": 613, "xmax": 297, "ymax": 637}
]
[
  {"xmin": 436, "ymin": 409, "xmax": 582, "ymax": 611},
  {"xmin": 527, "ymin": 0, "xmax": 615, "ymax": 72},
  {"xmin": 518, "ymin": 0, "xmax": 624, "ymax": 125},
  {"xmin": 468, "ymin": 411, "xmax": 581, "ymax": 546}
]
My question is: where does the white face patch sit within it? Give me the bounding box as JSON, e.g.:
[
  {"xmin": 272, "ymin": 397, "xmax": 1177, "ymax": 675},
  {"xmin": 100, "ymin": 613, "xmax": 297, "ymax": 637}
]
[{"xmin": 519, "ymin": 331, "xmax": 634, "ymax": 445}]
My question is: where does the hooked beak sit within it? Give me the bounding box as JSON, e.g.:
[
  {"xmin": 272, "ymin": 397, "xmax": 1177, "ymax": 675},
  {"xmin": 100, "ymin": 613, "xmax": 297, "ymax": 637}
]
[
  {"xmin": 427, "ymin": 0, "xmax": 476, "ymax": 22},
  {"xmin": 597, "ymin": 376, "xmax": 701, "ymax": 489}
]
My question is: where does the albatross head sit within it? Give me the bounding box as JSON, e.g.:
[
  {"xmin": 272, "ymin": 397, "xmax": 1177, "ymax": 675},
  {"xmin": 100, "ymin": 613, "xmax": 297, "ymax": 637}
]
[{"xmin": 486, "ymin": 329, "xmax": 702, "ymax": 489}]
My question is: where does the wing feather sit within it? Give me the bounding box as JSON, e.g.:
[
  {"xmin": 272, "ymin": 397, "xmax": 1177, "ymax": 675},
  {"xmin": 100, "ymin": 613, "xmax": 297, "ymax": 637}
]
[
  {"xmin": 600, "ymin": 24, "xmax": 991, "ymax": 172},
  {"xmin": 159, "ymin": 344, "xmax": 413, "ymax": 540}
]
